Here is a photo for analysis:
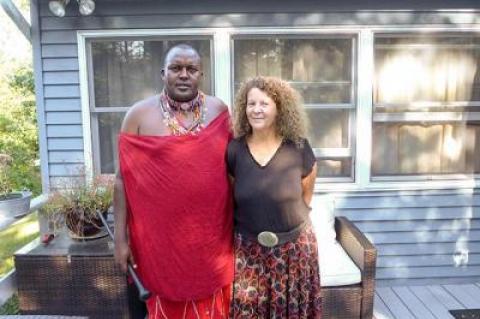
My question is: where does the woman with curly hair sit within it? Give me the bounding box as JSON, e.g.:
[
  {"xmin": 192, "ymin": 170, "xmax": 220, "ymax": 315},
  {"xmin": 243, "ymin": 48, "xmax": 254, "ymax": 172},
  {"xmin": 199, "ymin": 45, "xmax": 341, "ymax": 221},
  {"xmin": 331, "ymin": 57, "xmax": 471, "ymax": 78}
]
[{"xmin": 227, "ymin": 76, "xmax": 322, "ymax": 318}]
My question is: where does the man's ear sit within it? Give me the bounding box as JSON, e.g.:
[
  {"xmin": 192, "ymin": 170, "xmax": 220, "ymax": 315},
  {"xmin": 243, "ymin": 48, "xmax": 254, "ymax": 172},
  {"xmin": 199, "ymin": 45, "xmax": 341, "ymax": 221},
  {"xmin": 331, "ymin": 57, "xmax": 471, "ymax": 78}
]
[{"xmin": 160, "ymin": 69, "xmax": 165, "ymax": 80}]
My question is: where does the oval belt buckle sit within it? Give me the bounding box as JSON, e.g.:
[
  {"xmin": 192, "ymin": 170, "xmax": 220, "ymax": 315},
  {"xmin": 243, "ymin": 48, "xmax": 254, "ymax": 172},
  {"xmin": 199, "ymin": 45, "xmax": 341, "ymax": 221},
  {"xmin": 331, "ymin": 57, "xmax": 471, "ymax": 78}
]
[{"xmin": 257, "ymin": 231, "xmax": 279, "ymax": 247}]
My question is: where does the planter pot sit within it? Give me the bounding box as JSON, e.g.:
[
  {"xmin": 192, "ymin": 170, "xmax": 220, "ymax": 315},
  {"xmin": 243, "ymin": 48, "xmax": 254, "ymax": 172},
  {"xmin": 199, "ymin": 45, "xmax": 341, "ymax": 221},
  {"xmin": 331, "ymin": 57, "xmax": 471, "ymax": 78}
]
[
  {"xmin": 0, "ymin": 190, "xmax": 32, "ymax": 219},
  {"xmin": 65, "ymin": 210, "xmax": 108, "ymax": 240}
]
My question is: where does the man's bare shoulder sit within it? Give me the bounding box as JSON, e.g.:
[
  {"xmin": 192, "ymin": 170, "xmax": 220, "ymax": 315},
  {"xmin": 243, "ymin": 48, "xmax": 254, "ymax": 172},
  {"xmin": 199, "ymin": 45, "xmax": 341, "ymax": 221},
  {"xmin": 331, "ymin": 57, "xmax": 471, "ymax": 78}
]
[
  {"xmin": 121, "ymin": 95, "xmax": 160, "ymax": 134},
  {"xmin": 205, "ymin": 95, "xmax": 229, "ymax": 116}
]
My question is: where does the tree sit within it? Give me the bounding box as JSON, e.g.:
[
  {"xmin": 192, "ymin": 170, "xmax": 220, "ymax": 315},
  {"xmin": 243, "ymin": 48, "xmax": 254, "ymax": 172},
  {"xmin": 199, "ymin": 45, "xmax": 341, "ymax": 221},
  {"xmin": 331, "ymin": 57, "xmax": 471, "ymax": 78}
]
[
  {"xmin": 0, "ymin": 63, "xmax": 41, "ymax": 195},
  {"xmin": 0, "ymin": 1, "xmax": 40, "ymax": 196}
]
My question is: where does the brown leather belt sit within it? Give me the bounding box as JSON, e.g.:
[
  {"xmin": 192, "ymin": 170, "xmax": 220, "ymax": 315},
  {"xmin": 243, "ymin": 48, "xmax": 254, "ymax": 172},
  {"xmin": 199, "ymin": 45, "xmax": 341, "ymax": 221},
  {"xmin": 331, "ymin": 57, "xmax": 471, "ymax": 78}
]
[{"xmin": 236, "ymin": 220, "xmax": 308, "ymax": 247}]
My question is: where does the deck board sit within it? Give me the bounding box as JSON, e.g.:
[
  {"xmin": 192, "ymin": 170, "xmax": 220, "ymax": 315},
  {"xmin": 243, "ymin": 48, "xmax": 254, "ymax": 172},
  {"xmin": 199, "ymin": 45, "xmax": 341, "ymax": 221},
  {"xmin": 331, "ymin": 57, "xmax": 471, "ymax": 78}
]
[
  {"xmin": 374, "ymin": 283, "xmax": 480, "ymax": 319},
  {"xmin": 443, "ymin": 284, "xmax": 480, "ymax": 309},
  {"xmin": 374, "ymin": 293, "xmax": 395, "ymax": 319},
  {"xmin": 376, "ymin": 287, "xmax": 416, "ymax": 319},
  {"xmin": 461, "ymin": 284, "xmax": 480, "ymax": 303},
  {"xmin": 427, "ymin": 285, "xmax": 465, "ymax": 310},
  {"xmin": 409, "ymin": 286, "xmax": 455, "ymax": 319},
  {"xmin": 392, "ymin": 286, "xmax": 437, "ymax": 319}
]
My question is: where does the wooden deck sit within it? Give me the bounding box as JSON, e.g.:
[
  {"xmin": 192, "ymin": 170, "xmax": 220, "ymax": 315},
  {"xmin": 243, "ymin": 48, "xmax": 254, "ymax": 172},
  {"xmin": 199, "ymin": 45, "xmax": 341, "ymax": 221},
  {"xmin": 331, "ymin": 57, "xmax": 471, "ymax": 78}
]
[{"xmin": 374, "ymin": 282, "xmax": 480, "ymax": 319}]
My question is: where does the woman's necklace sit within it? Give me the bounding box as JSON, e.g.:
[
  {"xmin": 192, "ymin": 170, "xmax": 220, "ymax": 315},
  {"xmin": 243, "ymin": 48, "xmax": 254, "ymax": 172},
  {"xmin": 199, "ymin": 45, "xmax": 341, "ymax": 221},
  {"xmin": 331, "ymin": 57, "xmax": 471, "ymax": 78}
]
[{"xmin": 159, "ymin": 90, "xmax": 207, "ymax": 136}]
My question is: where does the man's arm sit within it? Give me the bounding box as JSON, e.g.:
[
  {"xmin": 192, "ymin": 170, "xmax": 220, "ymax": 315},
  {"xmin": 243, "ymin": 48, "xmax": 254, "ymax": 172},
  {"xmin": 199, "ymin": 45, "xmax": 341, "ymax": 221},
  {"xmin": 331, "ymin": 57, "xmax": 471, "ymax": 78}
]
[
  {"xmin": 113, "ymin": 170, "xmax": 133, "ymax": 273},
  {"xmin": 113, "ymin": 106, "xmax": 140, "ymax": 273}
]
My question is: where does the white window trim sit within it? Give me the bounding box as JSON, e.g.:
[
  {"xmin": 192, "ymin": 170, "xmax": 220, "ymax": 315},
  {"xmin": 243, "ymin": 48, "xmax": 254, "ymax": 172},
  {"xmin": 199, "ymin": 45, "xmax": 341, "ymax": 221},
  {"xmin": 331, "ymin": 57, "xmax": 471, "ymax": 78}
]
[
  {"xmin": 78, "ymin": 25, "xmax": 480, "ymax": 192},
  {"xmin": 373, "ymin": 112, "xmax": 480, "ymax": 122},
  {"xmin": 355, "ymin": 29, "xmax": 374, "ymax": 189}
]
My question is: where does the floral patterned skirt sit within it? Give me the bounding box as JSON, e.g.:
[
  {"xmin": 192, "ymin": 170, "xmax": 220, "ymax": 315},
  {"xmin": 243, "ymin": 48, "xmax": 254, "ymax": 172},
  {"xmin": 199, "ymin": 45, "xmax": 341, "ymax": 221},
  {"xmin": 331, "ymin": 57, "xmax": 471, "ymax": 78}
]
[{"xmin": 230, "ymin": 222, "xmax": 322, "ymax": 319}]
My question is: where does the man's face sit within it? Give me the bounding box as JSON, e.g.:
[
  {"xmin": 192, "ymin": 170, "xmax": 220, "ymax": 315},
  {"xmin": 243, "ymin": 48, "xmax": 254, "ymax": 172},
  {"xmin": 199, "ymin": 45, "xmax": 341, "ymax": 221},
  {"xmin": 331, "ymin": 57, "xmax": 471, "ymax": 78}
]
[{"xmin": 161, "ymin": 49, "xmax": 203, "ymax": 102}]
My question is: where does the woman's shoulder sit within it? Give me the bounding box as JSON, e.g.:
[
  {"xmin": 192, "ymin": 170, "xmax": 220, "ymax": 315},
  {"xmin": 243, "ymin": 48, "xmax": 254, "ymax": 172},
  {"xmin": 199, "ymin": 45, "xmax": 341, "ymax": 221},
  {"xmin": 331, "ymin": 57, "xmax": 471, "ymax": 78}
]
[
  {"xmin": 228, "ymin": 135, "xmax": 245, "ymax": 146},
  {"xmin": 284, "ymin": 137, "xmax": 310, "ymax": 149},
  {"xmin": 227, "ymin": 136, "xmax": 246, "ymax": 157}
]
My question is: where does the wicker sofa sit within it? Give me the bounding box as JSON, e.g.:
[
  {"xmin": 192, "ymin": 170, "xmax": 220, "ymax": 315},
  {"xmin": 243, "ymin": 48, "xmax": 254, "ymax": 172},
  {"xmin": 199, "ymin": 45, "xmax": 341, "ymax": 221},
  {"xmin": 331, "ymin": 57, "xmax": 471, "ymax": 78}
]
[
  {"xmin": 15, "ymin": 216, "xmax": 375, "ymax": 319},
  {"xmin": 320, "ymin": 216, "xmax": 377, "ymax": 319}
]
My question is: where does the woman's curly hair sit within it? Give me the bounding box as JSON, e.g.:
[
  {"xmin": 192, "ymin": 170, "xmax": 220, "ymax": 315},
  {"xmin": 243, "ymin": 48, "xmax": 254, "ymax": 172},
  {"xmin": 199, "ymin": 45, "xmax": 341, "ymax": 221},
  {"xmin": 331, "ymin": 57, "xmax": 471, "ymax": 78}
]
[{"xmin": 233, "ymin": 76, "xmax": 308, "ymax": 143}]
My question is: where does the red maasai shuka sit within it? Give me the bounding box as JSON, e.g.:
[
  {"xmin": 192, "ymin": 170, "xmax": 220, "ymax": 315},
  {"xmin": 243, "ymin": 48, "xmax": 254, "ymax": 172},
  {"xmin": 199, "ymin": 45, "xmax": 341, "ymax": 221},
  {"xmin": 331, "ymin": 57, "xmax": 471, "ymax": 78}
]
[{"xmin": 118, "ymin": 111, "xmax": 234, "ymax": 302}]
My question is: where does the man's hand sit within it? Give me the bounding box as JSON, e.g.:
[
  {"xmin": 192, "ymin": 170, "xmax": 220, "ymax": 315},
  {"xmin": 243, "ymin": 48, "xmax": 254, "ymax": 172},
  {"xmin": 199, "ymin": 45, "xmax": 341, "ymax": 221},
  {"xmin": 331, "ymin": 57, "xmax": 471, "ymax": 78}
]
[{"xmin": 114, "ymin": 238, "xmax": 135, "ymax": 273}]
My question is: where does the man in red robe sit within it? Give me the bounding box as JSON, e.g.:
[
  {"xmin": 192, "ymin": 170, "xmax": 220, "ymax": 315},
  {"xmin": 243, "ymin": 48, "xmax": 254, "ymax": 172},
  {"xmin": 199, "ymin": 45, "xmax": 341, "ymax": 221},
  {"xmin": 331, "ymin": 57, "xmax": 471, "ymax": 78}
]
[{"xmin": 114, "ymin": 44, "xmax": 233, "ymax": 318}]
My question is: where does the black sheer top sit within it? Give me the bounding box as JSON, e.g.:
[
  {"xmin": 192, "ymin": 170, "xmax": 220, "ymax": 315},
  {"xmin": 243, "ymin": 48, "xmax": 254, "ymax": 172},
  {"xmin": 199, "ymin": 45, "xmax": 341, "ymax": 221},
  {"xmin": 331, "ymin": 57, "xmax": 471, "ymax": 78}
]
[{"xmin": 227, "ymin": 136, "xmax": 316, "ymax": 234}]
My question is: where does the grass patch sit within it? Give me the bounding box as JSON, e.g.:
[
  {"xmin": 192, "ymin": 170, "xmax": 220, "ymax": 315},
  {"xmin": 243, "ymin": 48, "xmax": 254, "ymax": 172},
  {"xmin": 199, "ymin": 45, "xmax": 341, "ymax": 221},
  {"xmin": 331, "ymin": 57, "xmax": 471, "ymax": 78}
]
[
  {"xmin": 0, "ymin": 212, "xmax": 39, "ymax": 277},
  {"xmin": 0, "ymin": 294, "xmax": 19, "ymax": 315}
]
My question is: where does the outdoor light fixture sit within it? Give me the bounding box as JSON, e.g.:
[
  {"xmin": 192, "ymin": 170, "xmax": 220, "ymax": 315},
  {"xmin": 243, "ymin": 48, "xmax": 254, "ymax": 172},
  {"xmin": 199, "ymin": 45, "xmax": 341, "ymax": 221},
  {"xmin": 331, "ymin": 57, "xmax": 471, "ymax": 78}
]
[
  {"xmin": 48, "ymin": 0, "xmax": 95, "ymax": 17},
  {"xmin": 48, "ymin": 0, "xmax": 69, "ymax": 17},
  {"xmin": 78, "ymin": 0, "xmax": 95, "ymax": 16}
]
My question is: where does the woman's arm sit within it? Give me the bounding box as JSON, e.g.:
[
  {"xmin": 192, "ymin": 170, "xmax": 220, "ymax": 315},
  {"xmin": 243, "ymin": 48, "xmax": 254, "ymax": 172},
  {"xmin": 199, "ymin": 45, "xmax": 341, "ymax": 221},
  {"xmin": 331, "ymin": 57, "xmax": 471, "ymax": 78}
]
[{"xmin": 301, "ymin": 163, "xmax": 317, "ymax": 207}]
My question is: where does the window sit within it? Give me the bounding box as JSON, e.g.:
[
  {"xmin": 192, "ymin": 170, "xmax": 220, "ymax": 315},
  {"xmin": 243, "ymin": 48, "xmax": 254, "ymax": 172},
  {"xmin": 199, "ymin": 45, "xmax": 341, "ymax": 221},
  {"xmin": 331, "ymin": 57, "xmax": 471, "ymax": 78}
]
[
  {"xmin": 82, "ymin": 29, "xmax": 480, "ymax": 189},
  {"xmin": 372, "ymin": 34, "xmax": 480, "ymax": 178},
  {"xmin": 232, "ymin": 35, "xmax": 356, "ymax": 179},
  {"xmin": 87, "ymin": 37, "xmax": 212, "ymax": 174}
]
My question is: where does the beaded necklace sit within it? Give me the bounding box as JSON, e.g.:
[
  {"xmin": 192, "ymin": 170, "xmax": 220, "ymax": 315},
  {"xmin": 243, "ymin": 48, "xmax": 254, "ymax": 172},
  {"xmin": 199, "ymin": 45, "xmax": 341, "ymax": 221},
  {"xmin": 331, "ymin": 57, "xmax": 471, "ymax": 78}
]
[{"xmin": 159, "ymin": 90, "xmax": 207, "ymax": 136}]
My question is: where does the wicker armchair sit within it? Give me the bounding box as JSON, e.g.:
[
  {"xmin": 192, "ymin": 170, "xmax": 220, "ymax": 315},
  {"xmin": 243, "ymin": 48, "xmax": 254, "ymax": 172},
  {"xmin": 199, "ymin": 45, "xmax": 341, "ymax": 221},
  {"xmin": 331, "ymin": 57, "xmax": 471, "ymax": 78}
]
[{"xmin": 322, "ymin": 217, "xmax": 377, "ymax": 319}]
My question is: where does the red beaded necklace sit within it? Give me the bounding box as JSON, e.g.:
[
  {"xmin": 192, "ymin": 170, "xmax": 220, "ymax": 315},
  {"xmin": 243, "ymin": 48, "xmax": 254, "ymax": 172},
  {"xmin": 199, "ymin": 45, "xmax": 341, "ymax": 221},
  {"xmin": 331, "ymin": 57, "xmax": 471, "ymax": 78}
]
[{"xmin": 159, "ymin": 90, "xmax": 207, "ymax": 136}]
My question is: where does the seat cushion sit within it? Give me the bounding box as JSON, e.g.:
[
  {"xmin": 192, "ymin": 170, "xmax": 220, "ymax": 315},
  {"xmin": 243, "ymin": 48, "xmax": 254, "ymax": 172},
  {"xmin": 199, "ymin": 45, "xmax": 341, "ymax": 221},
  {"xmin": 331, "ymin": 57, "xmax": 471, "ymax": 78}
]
[
  {"xmin": 310, "ymin": 194, "xmax": 336, "ymax": 245},
  {"xmin": 318, "ymin": 240, "xmax": 362, "ymax": 287},
  {"xmin": 309, "ymin": 194, "xmax": 361, "ymax": 287}
]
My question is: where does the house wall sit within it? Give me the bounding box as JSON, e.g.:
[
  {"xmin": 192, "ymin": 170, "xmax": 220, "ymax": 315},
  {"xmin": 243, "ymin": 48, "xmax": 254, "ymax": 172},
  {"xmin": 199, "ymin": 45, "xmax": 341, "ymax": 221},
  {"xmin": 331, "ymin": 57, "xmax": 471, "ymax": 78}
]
[{"xmin": 33, "ymin": 0, "xmax": 480, "ymax": 285}]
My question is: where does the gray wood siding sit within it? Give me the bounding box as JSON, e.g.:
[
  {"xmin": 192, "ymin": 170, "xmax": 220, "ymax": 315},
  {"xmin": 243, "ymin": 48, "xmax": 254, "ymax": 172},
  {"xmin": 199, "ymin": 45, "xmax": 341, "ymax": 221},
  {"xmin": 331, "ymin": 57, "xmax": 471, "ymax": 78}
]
[
  {"xmin": 34, "ymin": 0, "xmax": 480, "ymax": 284},
  {"xmin": 334, "ymin": 191, "xmax": 480, "ymax": 285}
]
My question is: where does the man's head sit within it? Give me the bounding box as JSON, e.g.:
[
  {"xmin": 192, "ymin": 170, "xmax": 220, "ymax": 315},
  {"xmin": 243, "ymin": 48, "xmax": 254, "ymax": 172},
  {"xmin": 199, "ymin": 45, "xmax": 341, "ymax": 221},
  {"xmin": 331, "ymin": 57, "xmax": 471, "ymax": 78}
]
[{"xmin": 161, "ymin": 44, "xmax": 203, "ymax": 102}]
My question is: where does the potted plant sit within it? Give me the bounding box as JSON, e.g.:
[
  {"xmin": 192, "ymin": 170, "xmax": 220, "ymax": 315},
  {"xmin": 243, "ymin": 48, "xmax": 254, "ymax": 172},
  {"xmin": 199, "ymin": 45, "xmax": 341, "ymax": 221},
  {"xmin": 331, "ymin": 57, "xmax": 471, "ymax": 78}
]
[
  {"xmin": 0, "ymin": 153, "xmax": 32, "ymax": 219},
  {"xmin": 41, "ymin": 175, "xmax": 114, "ymax": 239}
]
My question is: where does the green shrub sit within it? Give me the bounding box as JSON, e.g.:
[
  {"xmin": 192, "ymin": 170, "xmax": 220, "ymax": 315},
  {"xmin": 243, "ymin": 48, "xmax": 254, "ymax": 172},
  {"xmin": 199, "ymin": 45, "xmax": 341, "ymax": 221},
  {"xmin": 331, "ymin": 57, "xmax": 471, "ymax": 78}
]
[
  {"xmin": 0, "ymin": 64, "xmax": 40, "ymax": 196},
  {"xmin": 0, "ymin": 294, "xmax": 19, "ymax": 315}
]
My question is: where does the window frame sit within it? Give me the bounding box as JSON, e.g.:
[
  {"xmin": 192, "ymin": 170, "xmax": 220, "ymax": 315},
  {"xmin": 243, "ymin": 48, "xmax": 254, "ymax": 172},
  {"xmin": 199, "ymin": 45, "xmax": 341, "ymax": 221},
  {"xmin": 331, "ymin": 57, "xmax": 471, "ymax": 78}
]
[
  {"xmin": 370, "ymin": 29, "xmax": 480, "ymax": 182},
  {"xmin": 78, "ymin": 26, "xmax": 480, "ymax": 192},
  {"xmin": 78, "ymin": 29, "xmax": 221, "ymax": 178}
]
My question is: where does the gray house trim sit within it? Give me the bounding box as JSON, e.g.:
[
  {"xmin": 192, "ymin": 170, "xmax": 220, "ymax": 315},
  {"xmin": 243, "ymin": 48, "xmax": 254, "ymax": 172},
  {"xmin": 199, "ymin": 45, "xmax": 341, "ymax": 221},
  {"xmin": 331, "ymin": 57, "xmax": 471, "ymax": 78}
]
[
  {"xmin": 39, "ymin": 11, "xmax": 480, "ymax": 31},
  {"xmin": 31, "ymin": 0, "xmax": 50, "ymax": 193},
  {"xmin": 0, "ymin": 0, "xmax": 31, "ymax": 42}
]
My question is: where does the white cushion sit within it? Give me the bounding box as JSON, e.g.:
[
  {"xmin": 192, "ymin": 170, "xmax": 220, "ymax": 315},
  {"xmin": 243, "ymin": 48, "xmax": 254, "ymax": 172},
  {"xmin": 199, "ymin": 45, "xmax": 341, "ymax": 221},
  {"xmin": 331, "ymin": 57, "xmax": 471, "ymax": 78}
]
[
  {"xmin": 310, "ymin": 194, "xmax": 336, "ymax": 245},
  {"xmin": 318, "ymin": 240, "xmax": 362, "ymax": 287},
  {"xmin": 309, "ymin": 194, "xmax": 362, "ymax": 287}
]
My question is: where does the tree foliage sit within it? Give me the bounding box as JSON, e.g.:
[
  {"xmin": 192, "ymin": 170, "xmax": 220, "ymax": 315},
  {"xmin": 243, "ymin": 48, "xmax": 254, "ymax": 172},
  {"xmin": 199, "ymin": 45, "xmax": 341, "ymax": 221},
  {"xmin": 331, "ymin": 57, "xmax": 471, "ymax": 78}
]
[{"xmin": 0, "ymin": 62, "xmax": 41, "ymax": 196}]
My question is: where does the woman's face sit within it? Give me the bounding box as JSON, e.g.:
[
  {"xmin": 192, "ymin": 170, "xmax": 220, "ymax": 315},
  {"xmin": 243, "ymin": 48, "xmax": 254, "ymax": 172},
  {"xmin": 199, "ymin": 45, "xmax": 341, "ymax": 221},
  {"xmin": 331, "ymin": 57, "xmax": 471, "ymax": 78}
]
[{"xmin": 246, "ymin": 87, "xmax": 278, "ymax": 134}]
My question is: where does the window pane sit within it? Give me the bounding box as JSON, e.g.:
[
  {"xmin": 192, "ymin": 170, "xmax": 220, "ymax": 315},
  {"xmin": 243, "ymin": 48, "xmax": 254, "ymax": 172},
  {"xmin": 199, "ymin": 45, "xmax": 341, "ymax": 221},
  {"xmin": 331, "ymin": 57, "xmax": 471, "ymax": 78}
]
[
  {"xmin": 98, "ymin": 112, "xmax": 125, "ymax": 174},
  {"xmin": 233, "ymin": 37, "xmax": 353, "ymax": 104},
  {"xmin": 372, "ymin": 122, "xmax": 480, "ymax": 175},
  {"xmin": 92, "ymin": 39, "xmax": 212, "ymax": 107},
  {"xmin": 374, "ymin": 35, "xmax": 480, "ymax": 111},
  {"xmin": 233, "ymin": 36, "xmax": 355, "ymax": 179},
  {"xmin": 317, "ymin": 159, "xmax": 352, "ymax": 178},
  {"xmin": 306, "ymin": 109, "xmax": 349, "ymax": 148}
]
